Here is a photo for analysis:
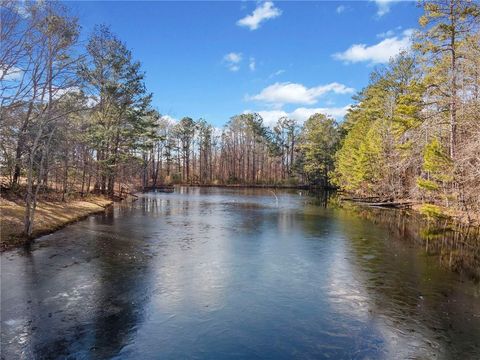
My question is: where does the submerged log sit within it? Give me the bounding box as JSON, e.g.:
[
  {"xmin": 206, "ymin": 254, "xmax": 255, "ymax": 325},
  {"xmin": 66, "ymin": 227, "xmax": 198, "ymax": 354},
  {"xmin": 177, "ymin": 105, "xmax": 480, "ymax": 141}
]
[
  {"xmin": 358, "ymin": 201, "xmax": 414, "ymax": 209},
  {"xmin": 341, "ymin": 197, "xmax": 414, "ymax": 209}
]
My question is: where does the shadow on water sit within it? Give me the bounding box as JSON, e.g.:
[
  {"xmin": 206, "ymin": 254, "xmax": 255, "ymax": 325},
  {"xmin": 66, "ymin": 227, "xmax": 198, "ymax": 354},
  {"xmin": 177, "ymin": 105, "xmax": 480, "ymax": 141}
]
[{"xmin": 1, "ymin": 206, "xmax": 156, "ymax": 359}]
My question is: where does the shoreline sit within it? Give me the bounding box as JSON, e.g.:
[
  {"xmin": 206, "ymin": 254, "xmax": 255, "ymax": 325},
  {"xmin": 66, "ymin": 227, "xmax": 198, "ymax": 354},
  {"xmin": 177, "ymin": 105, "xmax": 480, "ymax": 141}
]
[
  {"xmin": 3, "ymin": 187, "xmax": 478, "ymax": 252},
  {"xmin": 170, "ymin": 183, "xmax": 323, "ymax": 190},
  {"xmin": 1, "ymin": 196, "xmax": 113, "ymax": 252},
  {"xmin": 340, "ymin": 196, "xmax": 479, "ymax": 228}
]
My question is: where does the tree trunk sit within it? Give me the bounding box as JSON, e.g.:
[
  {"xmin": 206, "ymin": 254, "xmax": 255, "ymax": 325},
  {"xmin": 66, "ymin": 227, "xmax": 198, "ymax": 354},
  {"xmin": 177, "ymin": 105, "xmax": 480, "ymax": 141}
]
[{"xmin": 449, "ymin": 0, "xmax": 457, "ymax": 160}]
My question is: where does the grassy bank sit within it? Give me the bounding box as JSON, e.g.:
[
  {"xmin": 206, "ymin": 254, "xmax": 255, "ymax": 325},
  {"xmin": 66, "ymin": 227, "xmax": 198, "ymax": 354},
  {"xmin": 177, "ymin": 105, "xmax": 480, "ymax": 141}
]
[{"xmin": 0, "ymin": 195, "xmax": 112, "ymax": 251}]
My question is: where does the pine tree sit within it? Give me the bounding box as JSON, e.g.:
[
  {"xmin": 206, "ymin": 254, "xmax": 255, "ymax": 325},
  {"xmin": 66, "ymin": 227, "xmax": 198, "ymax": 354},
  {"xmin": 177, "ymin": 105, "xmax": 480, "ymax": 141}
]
[
  {"xmin": 416, "ymin": 0, "xmax": 480, "ymax": 159},
  {"xmin": 80, "ymin": 25, "xmax": 152, "ymax": 196},
  {"xmin": 300, "ymin": 113, "xmax": 339, "ymax": 187}
]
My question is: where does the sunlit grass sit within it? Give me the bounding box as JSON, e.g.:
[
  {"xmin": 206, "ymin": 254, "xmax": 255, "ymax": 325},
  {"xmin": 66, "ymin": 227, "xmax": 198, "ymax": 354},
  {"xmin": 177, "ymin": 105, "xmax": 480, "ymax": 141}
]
[{"xmin": 0, "ymin": 196, "xmax": 112, "ymax": 250}]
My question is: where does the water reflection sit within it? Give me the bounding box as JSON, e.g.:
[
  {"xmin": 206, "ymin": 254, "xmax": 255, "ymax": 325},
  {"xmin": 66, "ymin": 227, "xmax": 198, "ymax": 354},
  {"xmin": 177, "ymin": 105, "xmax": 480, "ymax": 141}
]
[
  {"xmin": 1, "ymin": 187, "xmax": 479, "ymax": 359},
  {"xmin": 330, "ymin": 210, "xmax": 480, "ymax": 358},
  {"xmin": 339, "ymin": 203, "xmax": 480, "ymax": 282}
]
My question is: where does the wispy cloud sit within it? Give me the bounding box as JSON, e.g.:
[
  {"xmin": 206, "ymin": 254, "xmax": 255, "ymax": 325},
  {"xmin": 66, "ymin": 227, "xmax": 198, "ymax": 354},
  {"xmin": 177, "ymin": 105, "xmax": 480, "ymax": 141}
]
[
  {"xmin": 268, "ymin": 69, "xmax": 285, "ymax": 78},
  {"xmin": 237, "ymin": 1, "xmax": 282, "ymax": 31},
  {"xmin": 249, "ymin": 57, "xmax": 256, "ymax": 71},
  {"xmin": 333, "ymin": 29, "xmax": 413, "ymax": 64},
  {"xmin": 373, "ymin": 0, "xmax": 397, "ymax": 17},
  {"xmin": 247, "ymin": 82, "xmax": 354, "ymax": 106},
  {"xmin": 223, "ymin": 52, "xmax": 242, "ymax": 72},
  {"xmin": 377, "ymin": 26, "xmax": 403, "ymax": 38},
  {"xmin": 336, "ymin": 5, "xmax": 347, "ymax": 14},
  {"xmin": 376, "ymin": 29, "xmax": 395, "ymax": 38}
]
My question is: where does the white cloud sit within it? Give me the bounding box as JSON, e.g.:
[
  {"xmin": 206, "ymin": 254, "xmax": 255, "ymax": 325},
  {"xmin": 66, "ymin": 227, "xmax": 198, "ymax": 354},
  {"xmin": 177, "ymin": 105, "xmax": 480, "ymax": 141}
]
[
  {"xmin": 252, "ymin": 110, "xmax": 288, "ymax": 127},
  {"xmin": 248, "ymin": 82, "xmax": 355, "ymax": 106},
  {"xmin": 249, "ymin": 57, "xmax": 256, "ymax": 71},
  {"xmin": 52, "ymin": 86, "xmax": 81, "ymax": 100},
  {"xmin": 86, "ymin": 96, "xmax": 99, "ymax": 108},
  {"xmin": 402, "ymin": 28, "xmax": 415, "ymax": 37},
  {"xmin": 290, "ymin": 106, "xmax": 351, "ymax": 121},
  {"xmin": 244, "ymin": 105, "xmax": 351, "ymax": 127},
  {"xmin": 374, "ymin": 0, "xmax": 396, "ymax": 17},
  {"xmin": 333, "ymin": 29, "xmax": 413, "ymax": 64},
  {"xmin": 0, "ymin": 65, "xmax": 23, "ymax": 81},
  {"xmin": 237, "ymin": 1, "xmax": 282, "ymax": 31},
  {"xmin": 213, "ymin": 126, "xmax": 224, "ymax": 137},
  {"xmin": 223, "ymin": 52, "xmax": 242, "ymax": 72},
  {"xmin": 161, "ymin": 114, "xmax": 178, "ymax": 124},
  {"xmin": 336, "ymin": 5, "xmax": 347, "ymax": 14}
]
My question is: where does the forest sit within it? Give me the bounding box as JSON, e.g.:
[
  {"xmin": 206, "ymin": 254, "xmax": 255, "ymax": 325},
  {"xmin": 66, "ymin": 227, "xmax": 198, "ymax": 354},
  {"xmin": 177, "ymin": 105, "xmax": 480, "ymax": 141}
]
[{"xmin": 1, "ymin": 0, "xmax": 479, "ymax": 240}]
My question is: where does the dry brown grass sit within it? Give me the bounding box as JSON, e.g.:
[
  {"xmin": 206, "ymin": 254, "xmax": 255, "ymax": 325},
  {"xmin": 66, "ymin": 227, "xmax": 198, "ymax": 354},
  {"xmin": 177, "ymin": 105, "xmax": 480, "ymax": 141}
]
[{"xmin": 0, "ymin": 195, "xmax": 112, "ymax": 250}]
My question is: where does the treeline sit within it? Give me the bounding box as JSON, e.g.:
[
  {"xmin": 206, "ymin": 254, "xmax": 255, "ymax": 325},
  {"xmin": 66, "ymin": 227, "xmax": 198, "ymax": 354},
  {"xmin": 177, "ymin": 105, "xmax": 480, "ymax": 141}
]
[
  {"xmin": 334, "ymin": 0, "xmax": 480, "ymax": 221},
  {"xmin": 140, "ymin": 114, "xmax": 336, "ymax": 187}
]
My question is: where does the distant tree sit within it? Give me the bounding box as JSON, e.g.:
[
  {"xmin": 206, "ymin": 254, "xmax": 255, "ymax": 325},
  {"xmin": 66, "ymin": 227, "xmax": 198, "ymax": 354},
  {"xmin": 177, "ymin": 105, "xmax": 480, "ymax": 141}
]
[
  {"xmin": 197, "ymin": 119, "xmax": 213, "ymax": 184},
  {"xmin": 273, "ymin": 117, "xmax": 298, "ymax": 180},
  {"xmin": 300, "ymin": 113, "xmax": 339, "ymax": 187},
  {"xmin": 174, "ymin": 117, "xmax": 195, "ymax": 182}
]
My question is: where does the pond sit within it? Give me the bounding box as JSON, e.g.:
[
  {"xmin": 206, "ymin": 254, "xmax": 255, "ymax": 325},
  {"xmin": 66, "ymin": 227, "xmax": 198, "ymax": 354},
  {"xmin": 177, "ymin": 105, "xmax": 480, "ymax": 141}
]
[{"xmin": 1, "ymin": 187, "xmax": 479, "ymax": 359}]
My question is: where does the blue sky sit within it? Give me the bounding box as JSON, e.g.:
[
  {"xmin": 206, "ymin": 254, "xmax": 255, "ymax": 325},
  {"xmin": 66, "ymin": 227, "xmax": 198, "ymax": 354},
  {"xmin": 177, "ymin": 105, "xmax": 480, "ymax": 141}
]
[{"xmin": 67, "ymin": 1, "xmax": 422, "ymax": 127}]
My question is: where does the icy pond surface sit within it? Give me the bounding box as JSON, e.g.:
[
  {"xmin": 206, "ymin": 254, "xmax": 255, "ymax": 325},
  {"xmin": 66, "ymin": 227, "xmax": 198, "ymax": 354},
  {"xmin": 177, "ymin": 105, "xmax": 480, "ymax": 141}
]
[{"xmin": 2, "ymin": 187, "xmax": 480, "ymax": 359}]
